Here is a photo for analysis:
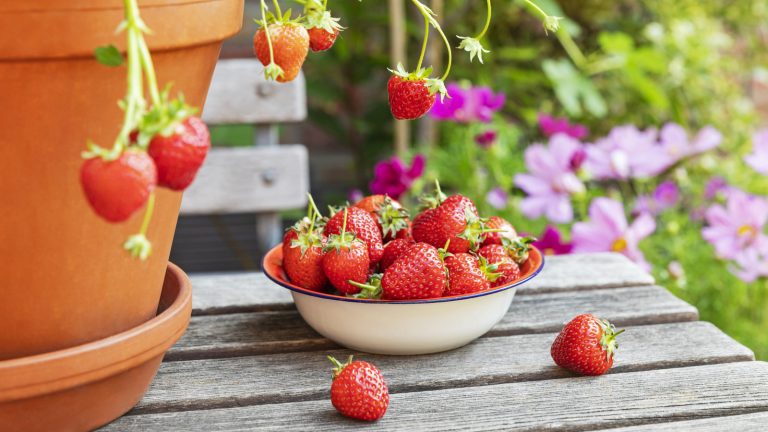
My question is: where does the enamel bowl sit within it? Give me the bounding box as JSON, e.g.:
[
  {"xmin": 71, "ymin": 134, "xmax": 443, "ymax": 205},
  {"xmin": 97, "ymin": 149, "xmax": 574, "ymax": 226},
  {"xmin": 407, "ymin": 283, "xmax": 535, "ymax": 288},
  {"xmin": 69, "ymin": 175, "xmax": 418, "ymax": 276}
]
[{"xmin": 263, "ymin": 245, "xmax": 544, "ymax": 355}]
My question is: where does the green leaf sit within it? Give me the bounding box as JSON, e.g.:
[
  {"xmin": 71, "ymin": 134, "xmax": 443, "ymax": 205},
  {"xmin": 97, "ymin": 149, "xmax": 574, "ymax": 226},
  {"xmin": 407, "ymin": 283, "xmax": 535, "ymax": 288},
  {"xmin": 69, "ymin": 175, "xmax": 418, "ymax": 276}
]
[
  {"xmin": 598, "ymin": 32, "xmax": 634, "ymax": 54},
  {"xmin": 542, "ymin": 58, "xmax": 607, "ymax": 118},
  {"xmin": 94, "ymin": 45, "xmax": 124, "ymax": 67}
]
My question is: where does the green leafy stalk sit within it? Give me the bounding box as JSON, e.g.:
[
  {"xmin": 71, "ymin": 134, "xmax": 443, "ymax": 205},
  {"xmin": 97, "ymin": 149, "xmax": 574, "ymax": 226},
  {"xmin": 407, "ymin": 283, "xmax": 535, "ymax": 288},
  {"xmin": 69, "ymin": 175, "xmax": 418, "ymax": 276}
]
[
  {"xmin": 259, "ymin": 0, "xmax": 285, "ymax": 80},
  {"xmin": 519, "ymin": 0, "xmax": 586, "ymax": 69}
]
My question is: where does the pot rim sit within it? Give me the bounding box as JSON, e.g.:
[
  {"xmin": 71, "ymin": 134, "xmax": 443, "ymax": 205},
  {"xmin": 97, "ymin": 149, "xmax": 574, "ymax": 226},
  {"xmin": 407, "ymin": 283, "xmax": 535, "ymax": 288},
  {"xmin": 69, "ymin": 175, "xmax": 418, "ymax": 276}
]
[
  {"xmin": 263, "ymin": 244, "xmax": 545, "ymax": 304},
  {"xmin": 0, "ymin": 262, "xmax": 192, "ymax": 403}
]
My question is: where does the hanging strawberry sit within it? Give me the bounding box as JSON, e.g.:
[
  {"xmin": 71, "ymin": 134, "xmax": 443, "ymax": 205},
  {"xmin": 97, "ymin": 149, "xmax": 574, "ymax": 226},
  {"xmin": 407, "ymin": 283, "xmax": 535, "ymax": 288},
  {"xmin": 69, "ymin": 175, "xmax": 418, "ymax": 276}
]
[{"xmin": 254, "ymin": 0, "xmax": 310, "ymax": 82}]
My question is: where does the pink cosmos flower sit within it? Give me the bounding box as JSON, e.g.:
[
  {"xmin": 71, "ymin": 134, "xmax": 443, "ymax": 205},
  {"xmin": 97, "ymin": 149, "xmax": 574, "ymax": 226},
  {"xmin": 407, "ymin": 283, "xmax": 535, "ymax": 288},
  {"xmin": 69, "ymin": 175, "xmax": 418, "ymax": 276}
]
[
  {"xmin": 538, "ymin": 114, "xmax": 589, "ymax": 140},
  {"xmin": 701, "ymin": 188, "xmax": 768, "ymax": 261},
  {"xmin": 745, "ymin": 129, "xmax": 768, "ymax": 175},
  {"xmin": 429, "ymin": 83, "xmax": 505, "ymax": 123},
  {"xmin": 514, "ymin": 134, "xmax": 586, "ymax": 223},
  {"xmin": 486, "ymin": 187, "xmax": 508, "ymax": 210},
  {"xmin": 348, "ymin": 189, "xmax": 364, "ymax": 203},
  {"xmin": 632, "ymin": 181, "xmax": 680, "ymax": 216},
  {"xmin": 658, "ymin": 123, "xmax": 722, "ymax": 161},
  {"xmin": 704, "ymin": 176, "xmax": 730, "ymax": 200},
  {"xmin": 572, "ymin": 197, "xmax": 656, "ymax": 271},
  {"xmin": 585, "ymin": 125, "xmax": 671, "ymax": 180},
  {"xmin": 533, "ymin": 225, "xmax": 573, "ymax": 255},
  {"xmin": 369, "ymin": 154, "xmax": 425, "ymax": 200}
]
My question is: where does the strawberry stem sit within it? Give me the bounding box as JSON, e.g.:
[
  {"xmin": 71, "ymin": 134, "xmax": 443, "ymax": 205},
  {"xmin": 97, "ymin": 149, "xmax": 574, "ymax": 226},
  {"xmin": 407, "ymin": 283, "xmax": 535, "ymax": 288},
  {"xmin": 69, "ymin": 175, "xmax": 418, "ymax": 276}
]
[
  {"xmin": 272, "ymin": 0, "xmax": 282, "ymax": 18},
  {"xmin": 409, "ymin": 0, "xmax": 452, "ymax": 81},
  {"xmin": 415, "ymin": 13, "xmax": 429, "ymax": 72},
  {"xmin": 475, "ymin": 0, "xmax": 492, "ymax": 40},
  {"xmin": 138, "ymin": 192, "xmax": 156, "ymax": 236},
  {"xmin": 260, "ymin": 0, "xmax": 278, "ymax": 71}
]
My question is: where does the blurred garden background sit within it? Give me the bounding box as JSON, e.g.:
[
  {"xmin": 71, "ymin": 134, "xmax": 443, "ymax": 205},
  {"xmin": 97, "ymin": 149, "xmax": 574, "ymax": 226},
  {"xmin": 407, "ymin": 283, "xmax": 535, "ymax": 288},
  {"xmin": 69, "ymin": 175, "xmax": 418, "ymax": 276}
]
[{"xmin": 170, "ymin": 0, "xmax": 768, "ymax": 358}]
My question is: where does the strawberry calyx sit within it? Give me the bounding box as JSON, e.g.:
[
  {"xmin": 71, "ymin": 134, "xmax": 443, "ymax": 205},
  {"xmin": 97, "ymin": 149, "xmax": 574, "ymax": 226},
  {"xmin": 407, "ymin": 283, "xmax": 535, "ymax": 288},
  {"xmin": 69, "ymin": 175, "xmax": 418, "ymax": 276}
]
[
  {"xmin": 456, "ymin": 205, "xmax": 487, "ymax": 252},
  {"xmin": 290, "ymin": 230, "xmax": 324, "ymax": 257},
  {"xmin": 348, "ymin": 274, "xmax": 383, "ymax": 299},
  {"xmin": 388, "ymin": 63, "xmax": 448, "ymax": 101},
  {"xmin": 502, "ymin": 236, "xmax": 536, "ymax": 264},
  {"xmin": 418, "ymin": 179, "xmax": 448, "ymax": 210},
  {"xmin": 598, "ymin": 318, "xmax": 625, "ymax": 361},
  {"xmin": 134, "ymin": 88, "xmax": 197, "ymax": 149},
  {"xmin": 476, "ymin": 254, "xmax": 502, "ymax": 283},
  {"xmin": 328, "ymin": 354, "xmax": 353, "ymax": 379},
  {"xmin": 300, "ymin": 0, "xmax": 343, "ymax": 33},
  {"xmin": 377, "ymin": 196, "xmax": 410, "ymax": 239}
]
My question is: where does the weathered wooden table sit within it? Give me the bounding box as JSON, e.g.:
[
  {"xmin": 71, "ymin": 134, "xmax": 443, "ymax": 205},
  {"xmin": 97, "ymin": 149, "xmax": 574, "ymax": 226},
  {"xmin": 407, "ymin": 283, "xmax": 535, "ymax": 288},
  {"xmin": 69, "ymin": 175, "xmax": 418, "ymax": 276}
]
[{"xmin": 103, "ymin": 253, "xmax": 768, "ymax": 431}]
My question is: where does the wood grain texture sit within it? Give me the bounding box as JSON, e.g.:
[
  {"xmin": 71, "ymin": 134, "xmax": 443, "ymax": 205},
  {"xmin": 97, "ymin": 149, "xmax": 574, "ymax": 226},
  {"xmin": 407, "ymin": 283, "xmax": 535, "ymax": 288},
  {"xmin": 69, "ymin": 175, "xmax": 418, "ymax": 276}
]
[
  {"xmin": 597, "ymin": 411, "xmax": 768, "ymax": 431},
  {"xmin": 180, "ymin": 146, "xmax": 309, "ymax": 215},
  {"xmin": 189, "ymin": 253, "xmax": 655, "ymax": 315},
  {"xmin": 170, "ymin": 285, "xmax": 696, "ymax": 360},
  {"xmin": 133, "ymin": 322, "xmax": 752, "ymax": 414},
  {"xmin": 102, "ymin": 361, "xmax": 768, "ymax": 431},
  {"xmin": 201, "ymin": 59, "xmax": 307, "ymax": 125}
]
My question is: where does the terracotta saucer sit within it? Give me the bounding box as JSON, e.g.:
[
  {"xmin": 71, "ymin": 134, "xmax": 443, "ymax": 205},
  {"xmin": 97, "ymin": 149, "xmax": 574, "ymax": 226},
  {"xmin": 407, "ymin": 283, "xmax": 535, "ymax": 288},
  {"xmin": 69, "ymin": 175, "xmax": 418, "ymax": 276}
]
[{"xmin": 0, "ymin": 262, "xmax": 192, "ymax": 432}]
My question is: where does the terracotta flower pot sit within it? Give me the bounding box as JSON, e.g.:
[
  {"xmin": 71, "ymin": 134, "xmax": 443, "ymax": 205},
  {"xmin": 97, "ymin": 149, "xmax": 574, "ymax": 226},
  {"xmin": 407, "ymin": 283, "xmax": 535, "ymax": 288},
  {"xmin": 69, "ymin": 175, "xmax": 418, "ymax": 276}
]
[{"xmin": 0, "ymin": 0, "xmax": 244, "ymax": 359}]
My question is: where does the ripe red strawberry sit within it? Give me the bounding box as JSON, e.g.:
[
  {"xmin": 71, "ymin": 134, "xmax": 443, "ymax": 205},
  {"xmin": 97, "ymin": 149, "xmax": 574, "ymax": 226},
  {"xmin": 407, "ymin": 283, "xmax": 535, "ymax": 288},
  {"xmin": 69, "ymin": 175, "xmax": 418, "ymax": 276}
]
[
  {"xmin": 412, "ymin": 191, "xmax": 484, "ymax": 254},
  {"xmin": 324, "ymin": 206, "xmax": 384, "ymax": 263},
  {"xmin": 80, "ymin": 150, "xmax": 157, "ymax": 222},
  {"xmin": 380, "ymin": 238, "xmax": 413, "ymax": 271},
  {"xmin": 382, "ymin": 242, "xmax": 447, "ymax": 300},
  {"xmin": 354, "ymin": 195, "xmax": 410, "ymax": 241},
  {"xmin": 477, "ymin": 244, "xmax": 521, "ymax": 287},
  {"xmin": 254, "ymin": 23, "xmax": 309, "ymax": 83},
  {"xmin": 322, "ymin": 210, "xmax": 370, "ymax": 294},
  {"xmin": 444, "ymin": 253, "xmax": 498, "ymax": 296},
  {"xmin": 388, "ymin": 75, "xmax": 435, "ymax": 120},
  {"xmin": 147, "ymin": 116, "xmax": 210, "ymax": 191},
  {"xmin": 329, "ymin": 355, "xmax": 389, "ymax": 421},
  {"xmin": 482, "ymin": 216, "xmax": 518, "ymax": 246},
  {"xmin": 283, "ymin": 230, "xmax": 327, "ymax": 292},
  {"xmin": 308, "ymin": 27, "xmax": 339, "ymax": 52},
  {"xmin": 551, "ymin": 314, "xmax": 624, "ymax": 376}
]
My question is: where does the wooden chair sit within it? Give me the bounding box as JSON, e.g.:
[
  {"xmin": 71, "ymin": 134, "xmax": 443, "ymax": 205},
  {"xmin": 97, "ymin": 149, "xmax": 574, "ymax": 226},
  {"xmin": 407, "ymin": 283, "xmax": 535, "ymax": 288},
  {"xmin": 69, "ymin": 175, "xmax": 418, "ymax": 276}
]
[{"xmin": 176, "ymin": 59, "xmax": 309, "ymax": 267}]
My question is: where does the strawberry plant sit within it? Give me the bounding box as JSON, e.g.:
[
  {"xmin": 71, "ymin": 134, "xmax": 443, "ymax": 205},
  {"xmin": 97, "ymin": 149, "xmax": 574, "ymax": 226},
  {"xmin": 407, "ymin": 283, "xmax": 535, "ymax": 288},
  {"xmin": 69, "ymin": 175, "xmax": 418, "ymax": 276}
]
[{"xmin": 81, "ymin": 0, "xmax": 211, "ymax": 260}]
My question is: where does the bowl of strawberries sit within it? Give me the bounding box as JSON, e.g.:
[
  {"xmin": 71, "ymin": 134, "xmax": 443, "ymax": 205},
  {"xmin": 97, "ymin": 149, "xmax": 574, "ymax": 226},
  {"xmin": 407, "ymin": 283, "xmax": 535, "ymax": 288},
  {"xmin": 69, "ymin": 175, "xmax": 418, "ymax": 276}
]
[{"xmin": 263, "ymin": 184, "xmax": 544, "ymax": 355}]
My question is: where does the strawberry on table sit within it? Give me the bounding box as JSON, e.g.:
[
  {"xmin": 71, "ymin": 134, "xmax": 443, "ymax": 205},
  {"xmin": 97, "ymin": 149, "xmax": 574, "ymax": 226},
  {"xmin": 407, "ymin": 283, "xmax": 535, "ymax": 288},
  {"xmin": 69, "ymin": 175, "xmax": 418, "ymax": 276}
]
[
  {"xmin": 322, "ymin": 209, "xmax": 370, "ymax": 294},
  {"xmin": 381, "ymin": 242, "xmax": 448, "ymax": 300},
  {"xmin": 444, "ymin": 253, "xmax": 498, "ymax": 296},
  {"xmin": 354, "ymin": 194, "xmax": 410, "ymax": 242},
  {"xmin": 254, "ymin": 6, "xmax": 310, "ymax": 83},
  {"xmin": 80, "ymin": 150, "xmax": 157, "ymax": 223},
  {"xmin": 324, "ymin": 206, "xmax": 385, "ymax": 263},
  {"xmin": 550, "ymin": 314, "xmax": 625, "ymax": 376},
  {"xmin": 328, "ymin": 355, "xmax": 389, "ymax": 421},
  {"xmin": 412, "ymin": 182, "xmax": 485, "ymax": 254},
  {"xmin": 482, "ymin": 216, "xmax": 518, "ymax": 246},
  {"xmin": 477, "ymin": 244, "xmax": 521, "ymax": 287}
]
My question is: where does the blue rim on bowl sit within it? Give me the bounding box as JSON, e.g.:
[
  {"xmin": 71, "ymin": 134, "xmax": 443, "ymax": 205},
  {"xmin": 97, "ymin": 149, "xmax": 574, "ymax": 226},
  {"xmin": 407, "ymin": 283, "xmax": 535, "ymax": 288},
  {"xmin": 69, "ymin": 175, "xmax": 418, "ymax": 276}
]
[{"xmin": 262, "ymin": 244, "xmax": 545, "ymax": 304}]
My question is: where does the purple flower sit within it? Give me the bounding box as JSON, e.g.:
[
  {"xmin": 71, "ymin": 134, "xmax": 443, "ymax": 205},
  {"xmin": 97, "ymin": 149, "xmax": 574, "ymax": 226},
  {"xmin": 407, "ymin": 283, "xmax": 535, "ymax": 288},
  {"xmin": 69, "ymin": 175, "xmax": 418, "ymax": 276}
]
[
  {"xmin": 572, "ymin": 197, "xmax": 656, "ymax": 271},
  {"xmin": 704, "ymin": 176, "xmax": 729, "ymax": 200},
  {"xmin": 348, "ymin": 188, "xmax": 364, "ymax": 203},
  {"xmin": 369, "ymin": 154, "xmax": 426, "ymax": 200},
  {"xmin": 667, "ymin": 261, "xmax": 685, "ymax": 280},
  {"xmin": 634, "ymin": 181, "xmax": 680, "ymax": 216},
  {"xmin": 475, "ymin": 130, "xmax": 498, "ymax": 149},
  {"xmin": 701, "ymin": 188, "xmax": 768, "ymax": 261},
  {"xmin": 514, "ymin": 134, "xmax": 586, "ymax": 223},
  {"xmin": 486, "ymin": 187, "xmax": 508, "ymax": 210},
  {"xmin": 730, "ymin": 243, "xmax": 768, "ymax": 282},
  {"xmin": 533, "ymin": 225, "xmax": 573, "ymax": 255},
  {"xmin": 585, "ymin": 125, "xmax": 671, "ymax": 180},
  {"xmin": 745, "ymin": 129, "xmax": 768, "ymax": 175},
  {"xmin": 538, "ymin": 114, "xmax": 589, "ymax": 140},
  {"xmin": 659, "ymin": 123, "xmax": 722, "ymax": 160},
  {"xmin": 429, "ymin": 82, "xmax": 505, "ymax": 123},
  {"xmin": 569, "ymin": 147, "xmax": 587, "ymax": 171}
]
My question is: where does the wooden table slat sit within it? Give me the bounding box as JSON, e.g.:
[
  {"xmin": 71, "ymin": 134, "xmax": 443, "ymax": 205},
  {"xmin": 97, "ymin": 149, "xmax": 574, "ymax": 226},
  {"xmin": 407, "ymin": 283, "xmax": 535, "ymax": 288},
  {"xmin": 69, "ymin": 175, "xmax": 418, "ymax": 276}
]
[
  {"xmin": 103, "ymin": 361, "xmax": 768, "ymax": 431},
  {"xmin": 133, "ymin": 321, "xmax": 752, "ymax": 415},
  {"xmin": 597, "ymin": 411, "xmax": 768, "ymax": 431},
  {"xmin": 170, "ymin": 285, "xmax": 697, "ymax": 360},
  {"xmin": 189, "ymin": 253, "xmax": 655, "ymax": 315}
]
